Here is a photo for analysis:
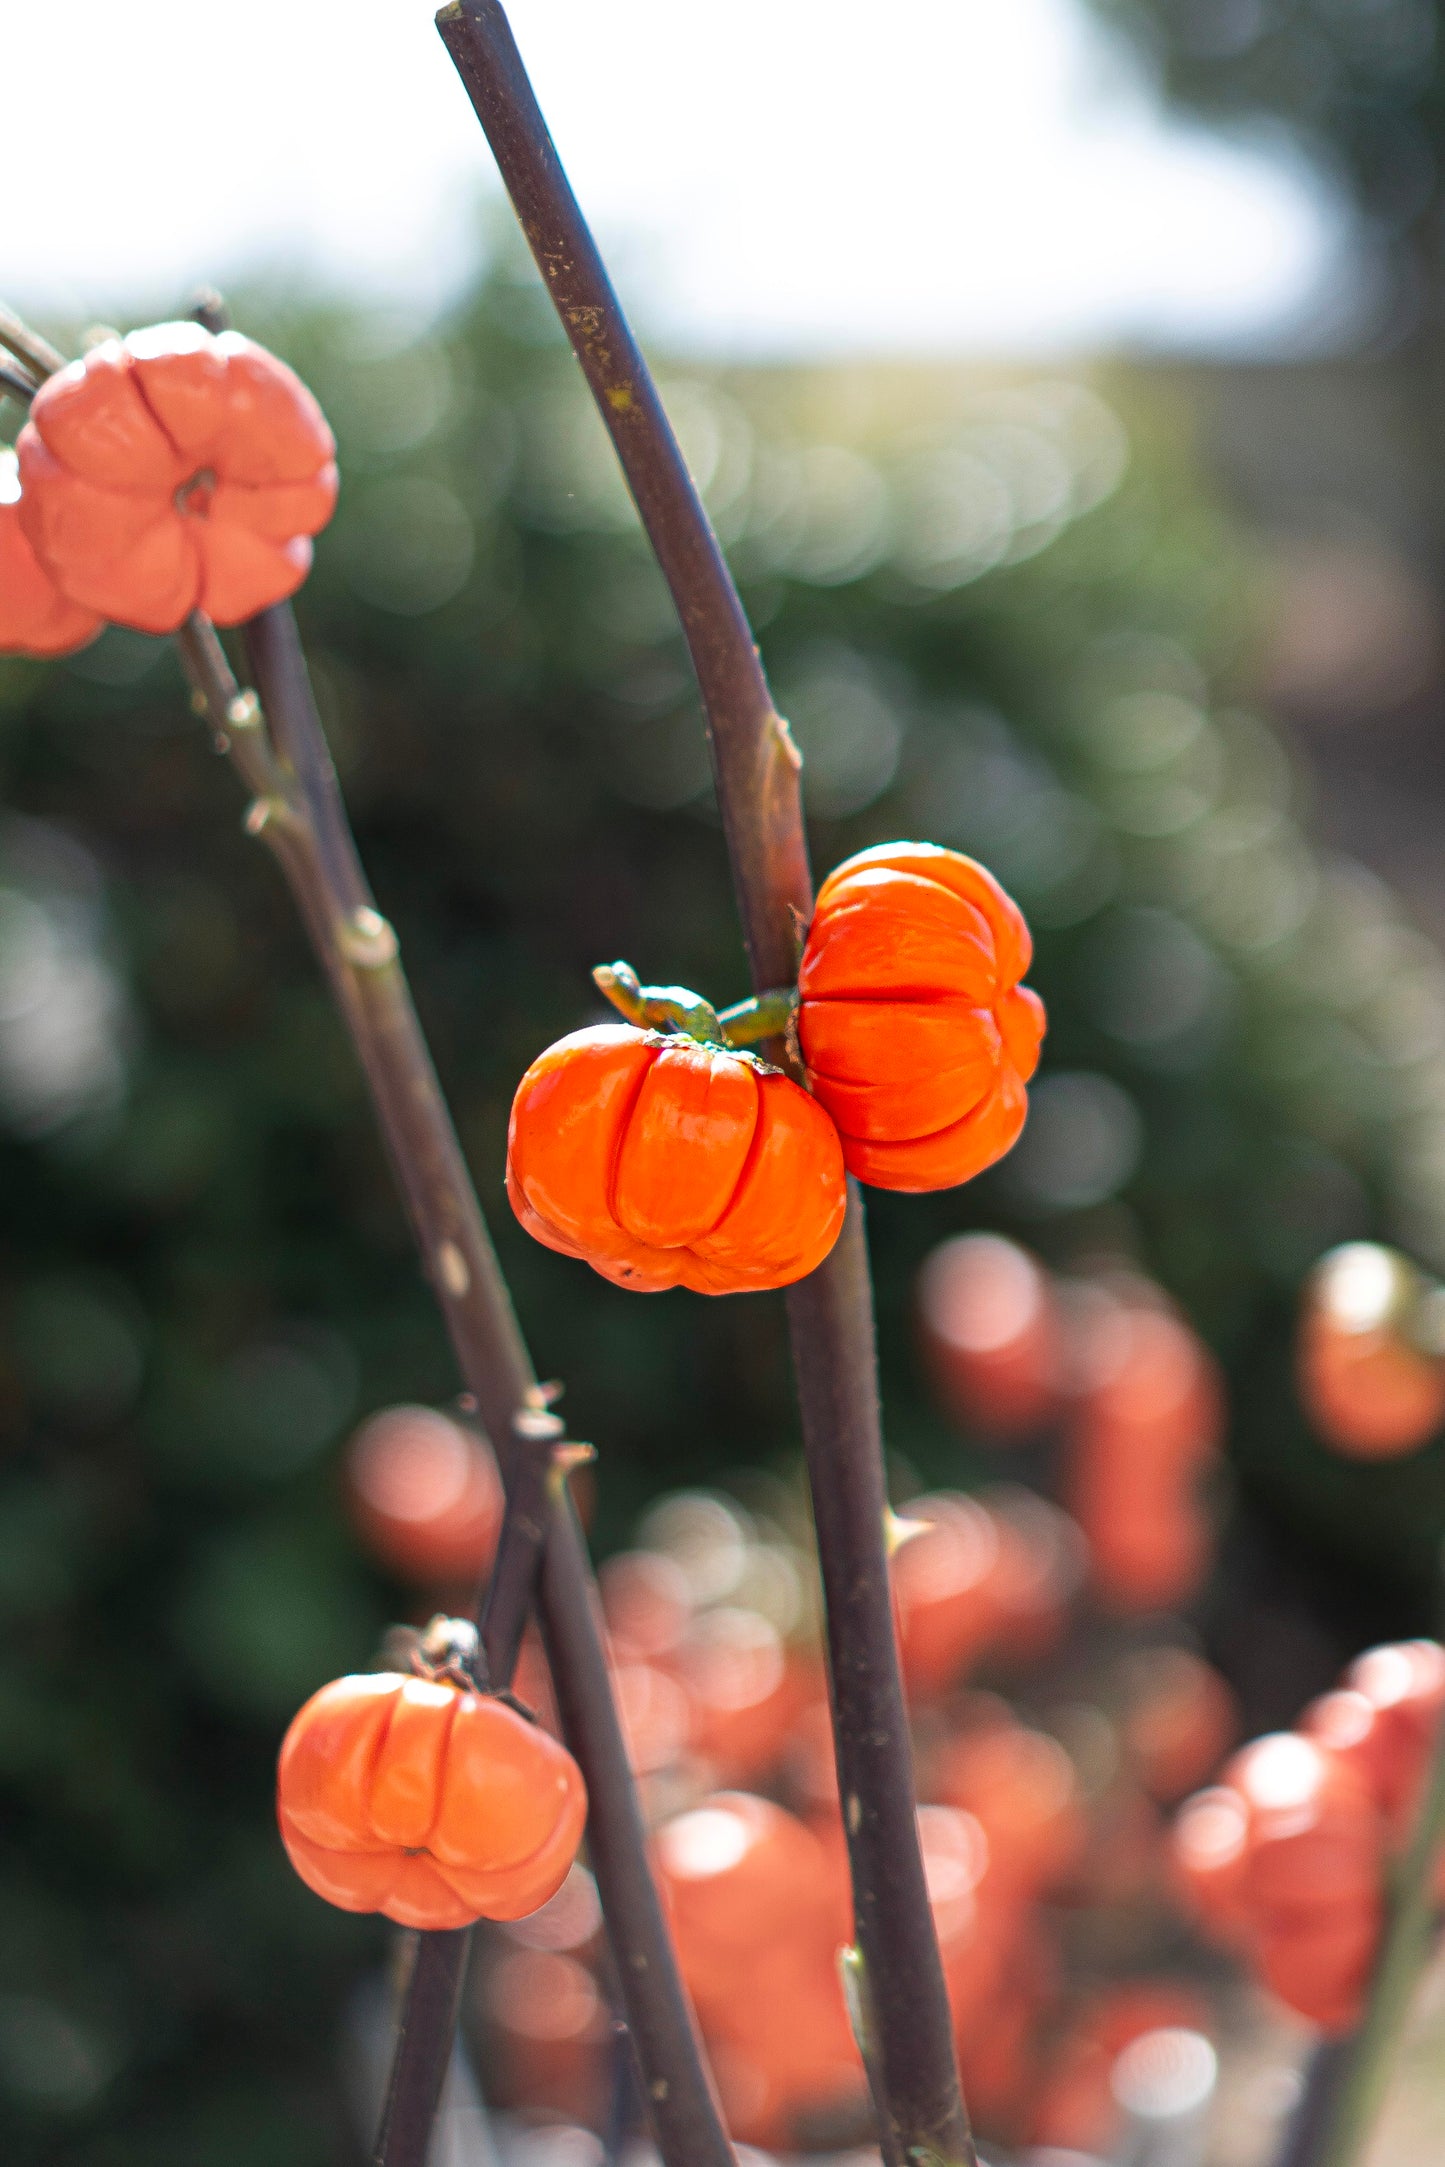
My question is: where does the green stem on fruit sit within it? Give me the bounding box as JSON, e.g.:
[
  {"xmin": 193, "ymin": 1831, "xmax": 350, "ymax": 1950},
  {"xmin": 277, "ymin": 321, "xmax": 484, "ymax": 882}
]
[
  {"xmin": 436, "ymin": 12, "xmax": 974, "ymax": 2165},
  {"xmin": 716, "ymin": 988, "xmax": 798, "ymax": 1049},
  {"xmin": 593, "ymin": 960, "xmax": 726, "ymax": 1045}
]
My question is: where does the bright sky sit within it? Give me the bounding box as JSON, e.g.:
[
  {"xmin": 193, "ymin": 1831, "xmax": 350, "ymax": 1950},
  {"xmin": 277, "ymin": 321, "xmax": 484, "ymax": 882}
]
[{"xmin": 4, "ymin": 0, "xmax": 1350, "ymax": 356}]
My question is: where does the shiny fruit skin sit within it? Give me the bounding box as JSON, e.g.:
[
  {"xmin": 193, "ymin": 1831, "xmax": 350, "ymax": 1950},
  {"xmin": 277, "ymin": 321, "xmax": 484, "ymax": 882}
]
[
  {"xmin": 507, "ymin": 1024, "xmax": 846, "ymax": 1294},
  {"xmin": 797, "ymin": 842, "xmax": 1045, "ymax": 1192},
  {"xmin": 1305, "ymin": 1640, "xmax": 1445, "ymax": 1839},
  {"xmin": 277, "ymin": 1671, "xmax": 587, "ymax": 1930},
  {"xmin": 18, "ymin": 322, "xmax": 337, "ymax": 634}
]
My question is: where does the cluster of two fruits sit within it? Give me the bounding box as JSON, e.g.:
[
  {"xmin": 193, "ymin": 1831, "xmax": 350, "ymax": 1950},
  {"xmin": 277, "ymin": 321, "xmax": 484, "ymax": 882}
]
[{"xmin": 507, "ymin": 839, "xmax": 1045, "ymax": 1293}]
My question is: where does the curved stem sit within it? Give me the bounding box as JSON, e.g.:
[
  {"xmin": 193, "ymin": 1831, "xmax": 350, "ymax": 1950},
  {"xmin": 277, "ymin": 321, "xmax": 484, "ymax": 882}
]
[
  {"xmin": 716, "ymin": 988, "xmax": 797, "ymax": 1049},
  {"xmin": 435, "ymin": 4, "xmax": 808, "ymax": 1008},
  {"xmin": 435, "ymin": 11, "xmax": 974, "ymax": 2164},
  {"xmin": 593, "ymin": 960, "xmax": 725, "ymax": 1044}
]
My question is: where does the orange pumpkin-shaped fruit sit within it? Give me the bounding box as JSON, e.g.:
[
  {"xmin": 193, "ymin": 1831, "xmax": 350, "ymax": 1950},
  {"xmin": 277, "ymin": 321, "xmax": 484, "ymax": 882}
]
[
  {"xmin": 0, "ymin": 464, "xmax": 102, "ymax": 658},
  {"xmin": 18, "ymin": 321, "xmax": 337, "ymax": 635},
  {"xmin": 277, "ymin": 1670, "xmax": 587, "ymax": 1930},
  {"xmin": 797, "ymin": 842, "xmax": 1045, "ymax": 1191},
  {"xmin": 507, "ymin": 1024, "xmax": 846, "ymax": 1294}
]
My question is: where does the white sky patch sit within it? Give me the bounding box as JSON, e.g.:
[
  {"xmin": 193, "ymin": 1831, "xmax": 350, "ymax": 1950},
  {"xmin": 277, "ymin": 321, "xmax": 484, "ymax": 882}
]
[{"xmin": 4, "ymin": 0, "xmax": 1351, "ymax": 356}]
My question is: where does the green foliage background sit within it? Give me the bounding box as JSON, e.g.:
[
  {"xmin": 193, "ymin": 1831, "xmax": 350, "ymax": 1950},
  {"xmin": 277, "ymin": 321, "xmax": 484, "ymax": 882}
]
[{"xmin": 4, "ymin": 255, "xmax": 1445, "ymax": 2157}]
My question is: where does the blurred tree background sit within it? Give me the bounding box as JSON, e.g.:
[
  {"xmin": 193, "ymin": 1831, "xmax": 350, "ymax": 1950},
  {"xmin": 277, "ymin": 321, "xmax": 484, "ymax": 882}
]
[
  {"xmin": 7, "ymin": 244, "xmax": 1445, "ymax": 2156},
  {"xmin": 1099, "ymin": 0, "xmax": 1440, "ymax": 330}
]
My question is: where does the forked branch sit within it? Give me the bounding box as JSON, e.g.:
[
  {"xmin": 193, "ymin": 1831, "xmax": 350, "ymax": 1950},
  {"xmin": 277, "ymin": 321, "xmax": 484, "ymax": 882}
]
[{"xmin": 179, "ymin": 605, "xmax": 735, "ymax": 2167}]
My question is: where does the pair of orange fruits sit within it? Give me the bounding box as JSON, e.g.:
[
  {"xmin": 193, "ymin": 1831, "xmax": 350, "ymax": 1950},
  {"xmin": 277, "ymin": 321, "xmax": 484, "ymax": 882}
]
[{"xmin": 507, "ymin": 838, "xmax": 1046, "ymax": 1296}]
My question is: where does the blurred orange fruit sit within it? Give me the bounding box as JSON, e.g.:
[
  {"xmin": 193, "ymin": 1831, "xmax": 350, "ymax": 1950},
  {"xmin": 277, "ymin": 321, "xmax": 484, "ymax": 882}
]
[
  {"xmin": 344, "ymin": 1405, "xmax": 503, "ymax": 1587},
  {"xmin": 918, "ymin": 1233, "xmax": 1062, "ymax": 1437}
]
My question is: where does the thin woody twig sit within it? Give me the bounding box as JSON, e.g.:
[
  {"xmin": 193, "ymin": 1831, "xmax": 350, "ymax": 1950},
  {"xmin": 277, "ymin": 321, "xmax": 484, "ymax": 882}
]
[
  {"xmin": 180, "ymin": 598, "xmax": 732, "ymax": 2167},
  {"xmin": 435, "ymin": 9, "xmax": 974, "ymax": 2164},
  {"xmin": 479, "ymin": 1409, "xmax": 587, "ymax": 1691}
]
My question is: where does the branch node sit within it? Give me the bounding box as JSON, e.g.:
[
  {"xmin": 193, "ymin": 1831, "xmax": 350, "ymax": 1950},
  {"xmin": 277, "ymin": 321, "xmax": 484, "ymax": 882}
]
[
  {"xmin": 339, "ymin": 905, "xmax": 399, "ymax": 969},
  {"xmin": 771, "ymin": 711, "xmax": 803, "ymax": 772},
  {"xmin": 435, "ymin": 1239, "xmax": 471, "ymax": 1297},
  {"xmin": 515, "ymin": 1406, "xmax": 566, "ymax": 1445},
  {"xmin": 226, "ymin": 690, "xmax": 263, "ymax": 731},
  {"xmin": 244, "ymin": 798, "xmax": 283, "ymax": 838}
]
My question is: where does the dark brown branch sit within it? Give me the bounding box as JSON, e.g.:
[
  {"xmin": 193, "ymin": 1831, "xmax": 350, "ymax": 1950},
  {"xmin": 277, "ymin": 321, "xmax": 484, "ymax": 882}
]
[
  {"xmin": 435, "ymin": 0, "xmax": 808, "ymax": 1002},
  {"xmin": 209, "ymin": 606, "xmax": 732, "ymax": 2167},
  {"xmin": 479, "ymin": 1410, "xmax": 582, "ymax": 1690},
  {"xmin": 375, "ymin": 1930, "xmax": 471, "ymax": 2167},
  {"xmin": 435, "ymin": 9, "xmax": 973, "ymax": 2164},
  {"xmin": 0, "ymin": 295, "xmax": 727, "ymax": 2167},
  {"xmin": 788, "ymin": 1211, "xmax": 972, "ymax": 2164}
]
